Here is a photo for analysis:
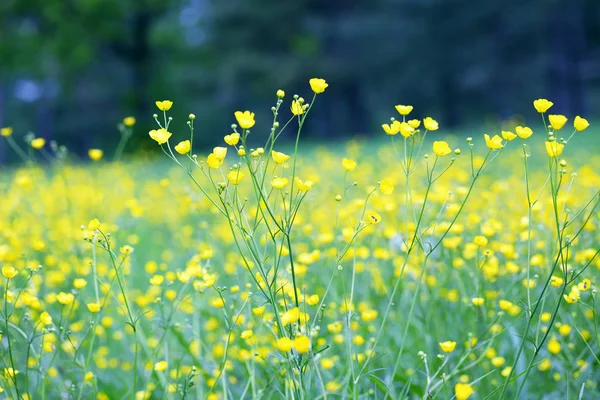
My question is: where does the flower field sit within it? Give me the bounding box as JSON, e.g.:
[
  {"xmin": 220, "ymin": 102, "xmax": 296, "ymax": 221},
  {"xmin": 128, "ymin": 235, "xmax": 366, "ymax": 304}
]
[{"xmin": 1, "ymin": 80, "xmax": 599, "ymax": 399}]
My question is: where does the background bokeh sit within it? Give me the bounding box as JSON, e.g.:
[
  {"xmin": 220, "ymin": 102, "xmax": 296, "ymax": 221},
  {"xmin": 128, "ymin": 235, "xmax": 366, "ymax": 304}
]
[{"xmin": 1, "ymin": 0, "xmax": 599, "ymax": 162}]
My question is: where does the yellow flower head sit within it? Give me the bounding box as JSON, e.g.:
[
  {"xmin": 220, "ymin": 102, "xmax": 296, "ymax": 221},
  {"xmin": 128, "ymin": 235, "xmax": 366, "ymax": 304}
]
[
  {"xmin": 501, "ymin": 131, "xmax": 516, "ymax": 141},
  {"xmin": 276, "ymin": 337, "xmax": 293, "ymax": 352},
  {"xmin": 271, "ymin": 177, "xmax": 289, "ymax": 189},
  {"xmin": 574, "ymin": 116, "xmax": 589, "ymax": 132},
  {"xmin": 548, "ymin": 114, "xmax": 567, "ymax": 131},
  {"xmin": 31, "ymin": 138, "xmax": 46, "ymax": 149},
  {"xmin": 432, "ymin": 141, "xmax": 452, "ymax": 157},
  {"xmin": 423, "ymin": 117, "xmax": 439, "ymax": 131},
  {"xmin": 234, "ymin": 111, "xmax": 256, "ymax": 129},
  {"xmin": 515, "ymin": 126, "xmax": 533, "ymax": 139},
  {"xmin": 293, "ymin": 335, "xmax": 311, "ymax": 354},
  {"xmin": 577, "ymin": 278, "xmax": 591, "ymax": 292},
  {"xmin": 224, "ymin": 133, "xmax": 240, "ymax": 146},
  {"xmin": 399, "ymin": 122, "xmax": 415, "ymax": 138},
  {"xmin": 395, "ymin": 105, "xmax": 413, "ymax": 116},
  {"xmin": 213, "ymin": 147, "xmax": 227, "ymax": 161},
  {"xmin": 484, "ymin": 134, "xmax": 503, "ymax": 150},
  {"xmin": 174, "ymin": 140, "xmax": 191, "ymax": 155},
  {"xmin": 87, "ymin": 303, "xmax": 101, "ymax": 313},
  {"xmin": 439, "ymin": 340, "xmax": 457, "ymax": 353},
  {"xmin": 291, "ymin": 100, "xmax": 305, "ymax": 116},
  {"xmin": 1, "ymin": 127, "xmax": 13, "ymax": 137},
  {"xmin": 2, "ymin": 265, "xmax": 18, "ymax": 279},
  {"xmin": 155, "ymin": 101, "xmax": 173, "ymax": 111},
  {"xmin": 408, "ymin": 119, "xmax": 421, "ymax": 129},
  {"xmin": 149, "ymin": 128, "xmax": 172, "ymax": 145},
  {"xmin": 207, "ymin": 153, "xmax": 222, "ymax": 169},
  {"xmin": 227, "ymin": 170, "xmax": 245, "ymax": 185},
  {"xmin": 342, "ymin": 158, "xmax": 357, "ymax": 171},
  {"xmin": 123, "ymin": 116, "xmax": 136, "ymax": 127},
  {"xmin": 379, "ymin": 179, "xmax": 394, "ymax": 195},
  {"xmin": 533, "ymin": 98, "xmax": 553, "ymax": 113},
  {"xmin": 88, "ymin": 149, "xmax": 104, "ymax": 161},
  {"xmin": 88, "ymin": 218, "xmax": 100, "ymax": 231},
  {"xmin": 57, "ymin": 292, "xmax": 74, "ymax": 305},
  {"xmin": 272, "ymin": 150, "xmax": 290, "ymax": 164},
  {"xmin": 309, "ymin": 78, "xmax": 328, "ymax": 94},
  {"xmin": 276, "ymin": 89, "xmax": 285, "ymax": 98},
  {"xmin": 40, "ymin": 311, "xmax": 53, "ymax": 325},
  {"xmin": 545, "ymin": 141, "xmax": 564, "ymax": 157},
  {"xmin": 382, "ymin": 120, "xmax": 401, "ymax": 135},
  {"xmin": 295, "ymin": 178, "xmax": 314, "ymax": 191},
  {"xmin": 454, "ymin": 383, "xmax": 474, "ymax": 400},
  {"xmin": 365, "ymin": 211, "xmax": 381, "ymax": 225},
  {"xmin": 154, "ymin": 361, "xmax": 168, "ymax": 372}
]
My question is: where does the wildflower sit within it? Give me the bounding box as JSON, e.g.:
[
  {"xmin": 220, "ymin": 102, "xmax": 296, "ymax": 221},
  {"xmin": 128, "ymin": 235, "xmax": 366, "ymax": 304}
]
[
  {"xmin": 271, "ymin": 177, "xmax": 289, "ymax": 189},
  {"xmin": 573, "ymin": 116, "xmax": 589, "ymax": 131},
  {"xmin": 275, "ymin": 337, "xmax": 293, "ymax": 352},
  {"xmin": 545, "ymin": 141, "xmax": 564, "ymax": 157},
  {"xmin": 379, "ymin": 179, "xmax": 394, "ymax": 195},
  {"xmin": 1, "ymin": 127, "xmax": 12, "ymax": 137},
  {"xmin": 155, "ymin": 101, "xmax": 173, "ymax": 111},
  {"xmin": 454, "ymin": 383, "xmax": 473, "ymax": 400},
  {"xmin": 309, "ymin": 78, "xmax": 328, "ymax": 94},
  {"xmin": 516, "ymin": 126, "xmax": 533, "ymax": 139},
  {"xmin": 399, "ymin": 122, "xmax": 415, "ymax": 138},
  {"xmin": 40, "ymin": 312, "xmax": 53, "ymax": 325},
  {"xmin": 276, "ymin": 89, "xmax": 285, "ymax": 98},
  {"xmin": 395, "ymin": 105, "xmax": 413, "ymax": 116},
  {"xmin": 423, "ymin": 117, "xmax": 439, "ymax": 131},
  {"xmin": 471, "ymin": 297, "xmax": 484, "ymax": 306},
  {"xmin": 342, "ymin": 158, "xmax": 357, "ymax": 171},
  {"xmin": 224, "ymin": 133, "xmax": 240, "ymax": 146},
  {"xmin": 408, "ymin": 119, "xmax": 421, "ymax": 129},
  {"xmin": 213, "ymin": 147, "xmax": 227, "ymax": 161},
  {"xmin": 154, "ymin": 361, "xmax": 168, "ymax": 372},
  {"xmin": 234, "ymin": 111, "xmax": 256, "ymax": 129},
  {"xmin": 74, "ymin": 278, "xmax": 87, "ymax": 289},
  {"xmin": 578, "ymin": 278, "xmax": 591, "ymax": 291},
  {"xmin": 2, "ymin": 266, "xmax": 18, "ymax": 279},
  {"xmin": 474, "ymin": 236, "xmax": 488, "ymax": 247},
  {"xmin": 550, "ymin": 276, "xmax": 564, "ymax": 287},
  {"xmin": 361, "ymin": 309, "xmax": 378, "ymax": 322},
  {"xmin": 57, "ymin": 292, "xmax": 75, "ymax": 305},
  {"xmin": 87, "ymin": 303, "xmax": 101, "ymax": 313},
  {"xmin": 291, "ymin": 100, "xmax": 305, "ymax": 116},
  {"xmin": 558, "ymin": 324, "xmax": 571, "ymax": 336},
  {"xmin": 484, "ymin": 134, "xmax": 503, "ymax": 150},
  {"xmin": 439, "ymin": 341, "xmax": 456, "ymax": 353},
  {"xmin": 533, "ymin": 99, "xmax": 553, "ymax": 113},
  {"xmin": 432, "ymin": 141, "xmax": 452, "ymax": 157},
  {"xmin": 227, "ymin": 170, "xmax": 245, "ymax": 185},
  {"xmin": 175, "ymin": 140, "xmax": 191, "ymax": 155},
  {"xmin": 88, "ymin": 218, "xmax": 101, "ymax": 231},
  {"xmin": 149, "ymin": 128, "xmax": 172, "ymax": 145},
  {"xmin": 293, "ymin": 335, "xmax": 311, "ymax": 354},
  {"xmin": 123, "ymin": 116, "xmax": 136, "ymax": 126},
  {"xmin": 548, "ymin": 115, "xmax": 567, "ymax": 130},
  {"xmin": 88, "ymin": 149, "xmax": 104, "ymax": 161},
  {"xmin": 207, "ymin": 153, "xmax": 222, "ymax": 169},
  {"xmin": 31, "ymin": 138, "xmax": 45, "ymax": 149},
  {"xmin": 4, "ymin": 368, "xmax": 19, "ymax": 378},
  {"xmin": 365, "ymin": 211, "xmax": 381, "ymax": 225},
  {"xmin": 563, "ymin": 287, "xmax": 580, "ymax": 304},
  {"xmin": 272, "ymin": 150, "xmax": 290, "ymax": 164},
  {"xmin": 295, "ymin": 178, "xmax": 314, "ymax": 191},
  {"xmin": 547, "ymin": 338, "xmax": 560, "ymax": 354},
  {"xmin": 150, "ymin": 275, "xmax": 164, "ymax": 286},
  {"xmin": 382, "ymin": 121, "xmax": 401, "ymax": 135},
  {"xmin": 501, "ymin": 131, "xmax": 516, "ymax": 141}
]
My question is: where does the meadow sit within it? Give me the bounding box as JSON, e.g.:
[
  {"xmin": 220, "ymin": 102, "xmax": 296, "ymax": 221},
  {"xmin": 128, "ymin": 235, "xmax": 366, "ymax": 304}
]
[{"xmin": 0, "ymin": 80, "xmax": 599, "ymax": 400}]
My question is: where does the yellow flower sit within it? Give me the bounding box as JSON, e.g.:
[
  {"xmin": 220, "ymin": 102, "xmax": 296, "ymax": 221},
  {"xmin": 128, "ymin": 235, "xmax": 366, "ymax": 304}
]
[
  {"xmin": 87, "ymin": 303, "xmax": 101, "ymax": 313},
  {"xmin": 545, "ymin": 141, "xmax": 564, "ymax": 157},
  {"xmin": 548, "ymin": 114, "xmax": 567, "ymax": 130},
  {"xmin": 149, "ymin": 128, "xmax": 172, "ymax": 145},
  {"xmin": 73, "ymin": 278, "xmax": 87, "ymax": 289},
  {"xmin": 379, "ymin": 179, "xmax": 394, "ymax": 195},
  {"xmin": 309, "ymin": 78, "xmax": 328, "ymax": 94},
  {"xmin": 365, "ymin": 211, "xmax": 381, "ymax": 225},
  {"xmin": 234, "ymin": 111, "xmax": 256, "ymax": 129},
  {"xmin": 432, "ymin": 141, "xmax": 452, "ymax": 157},
  {"xmin": 293, "ymin": 335, "xmax": 311, "ymax": 354},
  {"xmin": 471, "ymin": 297, "xmax": 484, "ymax": 306},
  {"xmin": 1, "ymin": 127, "xmax": 13, "ymax": 137},
  {"xmin": 88, "ymin": 149, "xmax": 104, "ymax": 161},
  {"xmin": 272, "ymin": 150, "xmax": 290, "ymax": 164},
  {"xmin": 407, "ymin": 119, "xmax": 421, "ymax": 129},
  {"xmin": 423, "ymin": 117, "xmax": 439, "ymax": 131},
  {"xmin": 31, "ymin": 138, "xmax": 46, "ymax": 149},
  {"xmin": 399, "ymin": 122, "xmax": 415, "ymax": 138},
  {"xmin": 439, "ymin": 340, "xmax": 456, "ymax": 353},
  {"xmin": 295, "ymin": 178, "xmax": 313, "ymax": 191},
  {"xmin": 342, "ymin": 158, "xmax": 357, "ymax": 171},
  {"xmin": 207, "ymin": 153, "xmax": 222, "ymax": 169},
  {"xmin": 548, "ymin": 338, "xmax": 561, "ymax": 354},
  {"xmin": 533, "ymin": 98, "xmax": 553, "ymax": 113},
  {"xmin": 224, "ymin": 133, "xmax": 240, "ymax": 146},
  {"xmin": 213, "ymin": 147, "xmax": 227, "ymax": 161},
  {"xmin": 382, "ymin": 120, "xmax": 401, "ymax": 135},
  {"xmin": 174, "ymin": 140, "xmax": 191, "ymax": 155},
  {"xmin": 227, "ymin": 170, "xmax": 245, "ymax": 185},
  {"xmin": 574, "ymin": 116, "xmax": 589, "ymax": 132},
  {"xmin": 454, "ymin": 383, "xmax": 473, "ymax": 400},
  {"xmin": 276, "ymin": 337, "xmax": 293, "ymax": 352},
  {"xmin": 578, "ymin": 278, "xmax": 591, "ymax": 292},
  {"xmin": 150, "ymin": 275, "xmax": 164, "ymax": 286},
  {"xmin": 291, "ymin": 100, "xmax": 305, "ymax": 116},
  {"xmin": 395, "ymin": 105, "xmax": 413, "ymax": 116},
  {"xmin": 563, "ymin": 287, "xmax": 580, "ymax": 304},
  {"xmin": 484, "ymin": 134, "xmax": 503, "ymax": 150},
  {"xmin": 501, "ymin": 131, "xmax": 516, "ymax": 141},
  {"xmin": 88, "ymin": 218, "xmax": 101, "ymax": 231},
  {"xmin": 57, "ymin": 292, "xmax": 75, "ymax": 305},
  {"xmin": 154, "ymin": 361, "xmax": 168, "ymax": 372},
  {"xmin": 515, "ymin": 126, "xmax": 533, "ymax": 139},
  {"xmin": 40, "ymin": 311, "xmax": 53, "ymax": 325},
  {"xmin": 123, "ymin": 116, "xmax": 136, "ymax": 127},
  {"xmin": 2, "ymin": 266, "xmax": 18, "ymax": 279},
  {"xmin": 271, "ymin": 177, "xmax": 289, "ymax": 189},
  {"xmin": 276, "ymin": 89, "xmax": 285, "ymax": 98},
  {"xmin": 155, "ymin": 101, "xmax": 173, "ymax": 111}
]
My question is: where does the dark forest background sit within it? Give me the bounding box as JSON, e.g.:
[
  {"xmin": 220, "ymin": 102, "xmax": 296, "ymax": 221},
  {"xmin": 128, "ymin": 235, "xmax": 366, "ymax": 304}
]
[{"xmin": 1, "ymin": 0, "xmax": 599, "ymax": 161}]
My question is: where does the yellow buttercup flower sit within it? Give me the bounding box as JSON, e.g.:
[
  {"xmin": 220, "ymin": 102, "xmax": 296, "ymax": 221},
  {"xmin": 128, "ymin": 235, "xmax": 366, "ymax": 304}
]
[
  {"xmin": 224, "ymin": 133, "xmax": 240, "ymax": 146},
  {"xmin": 291, "ymin": 100, "xmax": 305, "ymax": 116},
  {"xmin": 234, "ymin": 111, "xmax": 256, "ymax": 129},
  {"xmin": 174, "ymin": 140, "xmax": 191, "ymax": 155},
  {"xmin": 1, "ymin": 127, "xmax": 13, "ymax": 137},
  {"xmin": 88, "ymin": 218, "xmax": 100, "ymax": 231},
  {"xmin": 271, "ymin": 177, "xmax": 289, "ymax": 189},
  {"xmin": 275, "ymin": 337, "xmax": 293, "ymax": 352},
  {"xmin": 227, "ymin": 170, "xmax": 245, "ymax": 185},
  {"xmin": 455, "ymin": 383, "xmax": 473, "ymax": 400},
  {"xmin": 154, "ymin": 361, "xmax": 168, "ymax": 372},
  {"xmin": 293, "ymin": 335, "xmax": 311, "ymax": 354},
  {"xmin": 548, "ymin": 114, "xmax": 567, "ymax": 130},
  {"xmin": 87, "ymin": 303, "xmax": 101, "ymax": 313},
  {"xmin": 545, "ymin": 141, "xmax": 564, "ymax": 157},
  {"xmin": 295, "ymin": 178, "xmax": 313, "ymax": 191},
  {"xmin": 379, "ymin": 179, "xmax": 394, "ymax": 195},
  {"xmin": 515, "ymin": 126, "xmax": 533, "ymax": 139},
  {"xmin": 501, "ymin": 131, "xmax": 516, "ymax": 141},
  {"xmin": 484, "ymin": 134, "xmax": 503, "ymax": 150},
  {"xmin": 309, "ymin": 78, "xmax": 328, "ymax": 94},
  {"xmin": 407, "ymin": 119, "xmax": 421, "ymax": 129},
  {"xmin": 533, "ymin": 98, "xmax": 553, "ymax": 113},
  {"xmin": 155, "ymin": 101, "xmax": 173, "ymax": 111},
  {"xmin": 123, "ymin": 116, "xmax": 136, "ymax": 127},
  {"xmin": 432, "ymin": 141, "xmax": 452, "ymax": 157},
  {"xmin": 365, "ymin": 211, "xmax": 381, "ymax": 225},
  {"xmin": 578, "ymin": 278, "xmax": 591, "ymax": 291},
  {"xmin": 382, "ymin": 120, "xmax": 401, "ymax": 135},
  {"xmin": 213, "ymin": 147, "xmax": 227, "ymax": 161},
  {"xmin": 40, "ymin": 312, "xmax": 53, "ymax": 325},
  {"xmin": 207, "ymin": 153, "xmax": 222, "ymax": 169},
  {"xmin": 57, "ymin": 292, "xmax": 75, "ymax": 305},
  {"xmin": 272, "ymin": 150, "xmax": 290, "ymax": 164},
  {"xmin": 149, "ymin": 128, "xmax": 172, "ymax": 145},
  {"xmin": 399, "ymin": 122, "xmax": 414, "ymax": 138},
  {"xmin": 342, "ymin": 158, "xmax": 357, "ymax": 171},
  {"xmin": 88, "ymin": 149, "xmax": 103, "ymax": 161},
  {"xmin": 395, "ymin": 105, "xmax": 413, "ymax": 116},
  {"xmin": 423, "ymin": 117, "xmax": 439, "ymax": 131},
  {"xmin": 574, "ymin": 116, "xmax": 589, "ymax": 132},
  {"xmin": 439, "ymin": 340, "xmax": 456, "ymax": 353},
  {"xmin": 31, "ymin": 138, "xmax": 45, "ymax": 149},
  {"xmin": 2, "ymin": 265, "xmax": 18, "ymax": 279}
]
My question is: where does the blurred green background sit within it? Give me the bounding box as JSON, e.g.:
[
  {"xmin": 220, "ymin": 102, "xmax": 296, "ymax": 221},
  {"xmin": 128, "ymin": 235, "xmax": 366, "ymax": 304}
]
[{"xmin": 1, "ymin": 0, "xmax": 599, "ymax": 162}]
